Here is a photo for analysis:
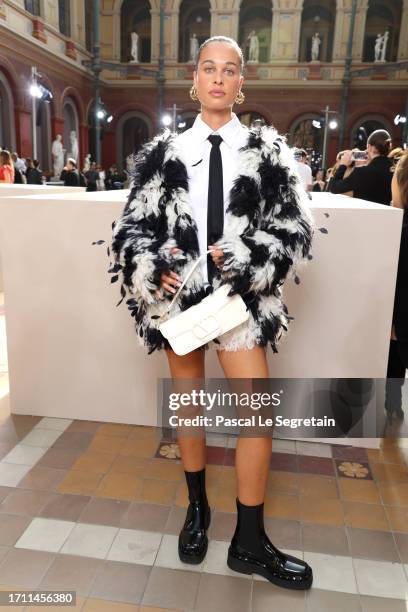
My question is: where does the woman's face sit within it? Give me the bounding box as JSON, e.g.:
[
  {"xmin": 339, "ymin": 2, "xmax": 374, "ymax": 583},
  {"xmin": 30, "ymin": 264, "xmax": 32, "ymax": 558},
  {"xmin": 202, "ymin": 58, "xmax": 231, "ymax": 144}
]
[
  {"xmin": 193, "ymin": 42, "xmax": 244, "ymax": 111},
  {"xmin": 391, "ymin": 173, "xmax": 403, "ymax": 208},
  {"xmin": 316, "ymin": 170, "xmax": 323, "ymax": 181}
]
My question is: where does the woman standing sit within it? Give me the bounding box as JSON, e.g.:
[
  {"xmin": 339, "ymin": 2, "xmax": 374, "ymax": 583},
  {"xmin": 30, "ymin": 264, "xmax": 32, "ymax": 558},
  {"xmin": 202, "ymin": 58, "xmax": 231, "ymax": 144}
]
[
  {"xmin": 0, "ymin": 150, "xmax": 15, "ymax": 184},
  {"xmin": 111, "ymin": 36, "xmax": 314, "ymax": 590},
  {"xmin": 386, "ymin": 152, "xmax": 408, "ymax": 421}
]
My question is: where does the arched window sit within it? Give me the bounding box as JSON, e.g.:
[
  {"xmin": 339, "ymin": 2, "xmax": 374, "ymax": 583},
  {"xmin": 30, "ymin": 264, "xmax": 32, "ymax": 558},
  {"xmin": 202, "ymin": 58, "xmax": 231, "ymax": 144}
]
[
  {"xmin": 299, "ymin": 0, "xmax": 335, "ymax": 62},
  {"xmin": 363, "ymin": 0, "xmax": 402, "ymax": 62},
  {"xmin": 116, "ymin": 111, "xmax": 153, "ymax": 169},
  {"xmin": 85, "ymin": 0, "xmax": 94, "ymax": 53},
  {"xmin": 63, "ymin": 98, "xmax": 79, "ymax": 165},
  {"xmin": 0, "ymin": 71, "xmax": 16, "ymax": 152},
  {"xmin": 350, "ymin": 116, "xmax": 393, "ymax": 149},
  {"xmin": 179, "ymin": 0, "xmax": 211, "ymax": 63},
  {"xmin": 59, "ymin": 0, "xmax": 71, "ymax": 37},
  {"xmin": 238, "ymin": 111, "xmax": 267, "ymax": 128},
  {"xmin": 121, "ymin": 0, "xmax": 151, "ymax": 63},
  {"xmin": 289, "ymin": 115, "xmax": 323, "ymax": 166},
  {"xmin": 238, "ymin": 0, "xmax": 272, "ymax": 64},
  {"xmin": 25, "ymin": 0, "xmax": 40, "ymax": 16}
]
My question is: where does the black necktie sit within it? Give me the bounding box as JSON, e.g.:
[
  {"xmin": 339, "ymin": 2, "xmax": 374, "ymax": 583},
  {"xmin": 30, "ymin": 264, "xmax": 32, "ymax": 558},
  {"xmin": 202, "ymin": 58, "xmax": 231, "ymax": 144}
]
[{"xmin": 207, "ymin": 134, "xmax": 224, "ymax": 284}]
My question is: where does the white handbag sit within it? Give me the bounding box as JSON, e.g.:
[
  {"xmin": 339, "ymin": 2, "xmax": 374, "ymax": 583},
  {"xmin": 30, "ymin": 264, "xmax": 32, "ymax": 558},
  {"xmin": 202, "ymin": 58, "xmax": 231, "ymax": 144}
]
[{"xmin": 158, "ymin": 249, "xmax": 250, "ymax": 356}]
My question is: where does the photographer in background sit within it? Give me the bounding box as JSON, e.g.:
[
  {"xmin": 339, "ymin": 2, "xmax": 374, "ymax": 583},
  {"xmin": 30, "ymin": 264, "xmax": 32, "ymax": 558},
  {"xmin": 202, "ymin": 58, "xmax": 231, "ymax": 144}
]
[{"xmin": 328, "ymin": 130, "xmax": 393, "ymax": 205}]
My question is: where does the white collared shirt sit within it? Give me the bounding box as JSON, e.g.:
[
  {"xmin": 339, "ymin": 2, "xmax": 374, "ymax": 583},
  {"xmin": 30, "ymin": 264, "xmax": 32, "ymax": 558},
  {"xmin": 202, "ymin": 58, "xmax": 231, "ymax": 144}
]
[{"xmin": 176, "ymin": 113, "xmax": 248, "ymax": 283}]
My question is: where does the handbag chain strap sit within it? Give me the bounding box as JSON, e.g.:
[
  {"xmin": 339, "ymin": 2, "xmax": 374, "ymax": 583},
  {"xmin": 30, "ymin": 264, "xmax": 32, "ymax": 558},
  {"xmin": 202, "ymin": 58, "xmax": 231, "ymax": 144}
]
[{"xmin": 160, "ymin": 249, "xmax": 214, "ymax": 318}]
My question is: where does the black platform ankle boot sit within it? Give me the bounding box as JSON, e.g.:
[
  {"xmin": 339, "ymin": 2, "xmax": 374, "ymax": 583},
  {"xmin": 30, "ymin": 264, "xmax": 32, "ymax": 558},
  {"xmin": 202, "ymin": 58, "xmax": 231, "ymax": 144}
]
[
  {"xmin": 227, "ymin": 497, "xmax": 313, "ymax": 590},
  {"xmin": 178, "ymin": 468, "xmax": 211, "ymax": 564}
]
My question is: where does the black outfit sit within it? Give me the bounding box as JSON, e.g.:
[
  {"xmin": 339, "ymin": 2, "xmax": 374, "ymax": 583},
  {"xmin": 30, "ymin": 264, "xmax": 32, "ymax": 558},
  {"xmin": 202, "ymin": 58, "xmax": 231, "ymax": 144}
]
[
  {"xmin": 85, "ymin": 169, "xmax": 98, "ymax": 192},
  {"xmin": 312, "ymin": 182, "xmax": 325, "ymax": 192},
  {"xmin": 60, "ymin": 169, "xmax": 86, "ymax": 187},
  {"xmin": 329, "ymin": 156, "xmax": 393, "ymax": 205},
  {"xmin": 27, "ymin": 168, "xmax": 43, "ymax": 185},
  {"xmin": 25, "ymin": 167, "xmax": 34, "ymax": 183},
  {"xmin": 386, "ymin": 208, "xmax": 408, "ymax": 419},
  {"xmin": 13, "ymin": 167, "xmax": 23, "ymax": 184}
]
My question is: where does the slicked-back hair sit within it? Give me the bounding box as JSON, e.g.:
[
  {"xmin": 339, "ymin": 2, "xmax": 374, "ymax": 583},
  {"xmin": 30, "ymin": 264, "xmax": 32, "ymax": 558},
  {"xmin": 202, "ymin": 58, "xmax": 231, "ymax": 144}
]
[{"xmin": 195, "ymin": 36, "xmax": 244, "ymax": 74}]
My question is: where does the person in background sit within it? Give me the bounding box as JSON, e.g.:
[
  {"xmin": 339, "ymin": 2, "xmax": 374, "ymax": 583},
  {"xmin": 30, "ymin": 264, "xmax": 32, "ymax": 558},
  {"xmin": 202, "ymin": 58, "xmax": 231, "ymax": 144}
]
[
  {"xmin": 60, "ymin": 158, "xmax": 87, "ymax": 187},
  {"xmin": 312, "ymin": 169, "xmax": 326, "ymax": 192},
  {"xmin": 108, "ymin": 164, "xmax": 127, "ymax": 190},
  {"xmin": 24, "ymin": 157, "xmax": 34, "ymax": 183},
  {"xmin": 12, "ymin": 152, "xmax": 26, "ymax": 175},
  {"xmin": 295, "ymin": 148, "xmax": 313, "ymax": 192},
  {"xmin": 11, "ymin": 152, "xmax": 24, "ymax": 184},
  {"xmin": 27, "ymin": 159, "xmax": 43, "ymax": 185},
  {"xmin": 96, "ymin": 164, "xmax": 106, "ymax": 190},
  {"xmin": 389, "ymin": 147, "xmax": 404, "ymax": 167},
  {"xmin": 329, "ymin": 130, "xmax": 393, "ymax": 205},
  {"xmin": 0, "ymin": 150, "xmax": 15, "ymax": 183},
  {"xmin": 85, "ymin": 162, "xmax": 98, "ymax": 192},
  {"xmin": 385, "ymin": 151, "xmax": 408, "ymax": 421}
]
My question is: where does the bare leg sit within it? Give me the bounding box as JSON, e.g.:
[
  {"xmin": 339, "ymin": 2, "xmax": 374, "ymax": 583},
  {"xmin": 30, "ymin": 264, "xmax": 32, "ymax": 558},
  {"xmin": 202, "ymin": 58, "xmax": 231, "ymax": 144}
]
[
  {"xmin": 166, "ymin": 347, "xmax": 210, "ymax": 565},
  {"xmin": 165, "ymin": 348, "xmax": 206, "ymax": 471},
  {"xmin": 217, "ymin": 346, "xmax": 271, "ymax": 505},
  {"xmin": 218, "ymin": 345, "xmax": 313, "ymax": 588}
]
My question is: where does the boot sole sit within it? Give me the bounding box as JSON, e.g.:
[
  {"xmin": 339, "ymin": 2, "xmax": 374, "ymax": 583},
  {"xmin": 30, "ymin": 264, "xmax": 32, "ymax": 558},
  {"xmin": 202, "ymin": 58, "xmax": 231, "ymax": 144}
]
[
  {"xmin": 227, "ymin": 551, "xmax": 313, "ymax": 590},
  {"xmin": 178, "ymin": 507, "xmax": 211, "ymax": 565}
]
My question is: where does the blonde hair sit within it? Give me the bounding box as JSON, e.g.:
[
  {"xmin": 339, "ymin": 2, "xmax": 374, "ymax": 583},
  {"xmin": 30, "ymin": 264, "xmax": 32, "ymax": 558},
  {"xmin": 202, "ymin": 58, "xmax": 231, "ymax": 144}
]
[{"xmin": 394, "ymin": 151, "xmax": 408, "ymax": 209}]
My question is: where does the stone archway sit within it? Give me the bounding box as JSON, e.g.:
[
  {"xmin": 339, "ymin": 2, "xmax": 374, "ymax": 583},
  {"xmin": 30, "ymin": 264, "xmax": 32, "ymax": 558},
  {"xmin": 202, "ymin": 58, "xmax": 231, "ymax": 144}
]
[
  {"xmin": 63, "ymin": 97, "xmax": 80, "ymax": 165},
  {"xmin": 0, "ymin": 70, "xmax": 16, "ymax": 152},
  {"xmin": 116, "ymin": 111, "xmax": 153, "ymax": 170},
  {"xmin": 350, "ymin": 115, "xmax": 394, "ymax": 149},
  {"xmin": 299, "ymin": 0, "xmax": 336, "ymax": 62}
]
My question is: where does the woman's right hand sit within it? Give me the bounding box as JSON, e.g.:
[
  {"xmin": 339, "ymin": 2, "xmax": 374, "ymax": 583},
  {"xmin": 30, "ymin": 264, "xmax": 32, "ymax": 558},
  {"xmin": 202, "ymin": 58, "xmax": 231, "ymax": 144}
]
[
  {"xmin": 160, "ymin": 270, "xmax": 182, "ymax": 294},
  {"xmin": 159, "ymin": 247, "xmax": 182, "ymax": 294}
]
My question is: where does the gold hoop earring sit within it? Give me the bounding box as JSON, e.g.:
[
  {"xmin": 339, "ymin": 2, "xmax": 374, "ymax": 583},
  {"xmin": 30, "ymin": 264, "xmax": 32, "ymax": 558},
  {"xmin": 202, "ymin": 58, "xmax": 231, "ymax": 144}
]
[
  {"xmin": 189, "ymin": 85, "xmax": 199, "ymax": 101},
  {"xmin": 235, "ymin": 90, "xmax": 245, "ymax": 105}
]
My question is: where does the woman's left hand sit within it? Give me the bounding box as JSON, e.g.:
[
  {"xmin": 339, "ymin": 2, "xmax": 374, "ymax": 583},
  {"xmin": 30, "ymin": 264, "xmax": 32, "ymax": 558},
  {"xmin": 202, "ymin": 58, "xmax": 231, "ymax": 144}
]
[{"xmin": 208, "ymin": 245, "xmax": 224, "ymax": 268}]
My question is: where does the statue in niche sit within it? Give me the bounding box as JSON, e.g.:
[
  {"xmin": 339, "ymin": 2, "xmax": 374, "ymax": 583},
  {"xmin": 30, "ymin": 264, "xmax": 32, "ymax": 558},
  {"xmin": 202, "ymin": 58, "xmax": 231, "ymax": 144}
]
[
  {"xmin": 69, "ymin": 131, "xmax": 79, "ymax": 165},
  {"xmin": 189, "ymin": 33, "xmax": 199, "ymax": 64},
  {"xmin": 380, "ymin": 30, "xmax": 389, "ymax": 62},
  {"xmin": 374, "ymin": 33, "xmax": 383, "ymax": 62},
  {"xmin": 374, "ymin": 31, "xmax": 389, "ymax": 63},
  {"xmin": 247, "ymin": 30, "xmax": 260, "ymax": 63},
  {"xmin": 83, "ymin": 154, "xmax": 91, "ymax": 173},
  {"xmin": 51, "ymin": 134, "xmax": 64, "ymax": 178},
  {"xmin": 311, "ymin": 32, "xmax": 321, "ymax": 62},
  {"xmin": 130, "ymin": 31, "xmax": 139, "ymax": 63}
]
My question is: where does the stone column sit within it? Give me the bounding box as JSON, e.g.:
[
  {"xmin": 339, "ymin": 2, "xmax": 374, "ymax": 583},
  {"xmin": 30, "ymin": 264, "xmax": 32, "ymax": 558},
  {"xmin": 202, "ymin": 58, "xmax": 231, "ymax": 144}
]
[
  {"xmin": 210, "ymin": 4, "xmax": 239, "ymax": 39},
  {"xmin": 42, "ymin": 0, "xmax": 59, "ymax": 29},
  {"xmin": 397, "ymin": 0, "xmax": 408, "ymax": 60},
  {"xmin": 270, "ymin": 0, "xmax": 304, "ymax": 62},
  {"xmin": 151, "ymin": 0, "xmax": 174, "ymax": 62},
  {"xmin": 332, "ymin": 0, "xmax": 369, "ymax": 62},
  {"xmin": 70, "ymin": 0, "xmax": 86, "ymax": 48}
]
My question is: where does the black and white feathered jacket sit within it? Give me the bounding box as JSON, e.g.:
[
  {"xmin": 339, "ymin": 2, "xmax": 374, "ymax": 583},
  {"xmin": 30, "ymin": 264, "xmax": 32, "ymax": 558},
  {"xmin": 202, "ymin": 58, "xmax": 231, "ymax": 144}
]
[{"xmin": 109, "ymin": 124, "xmax": 315, "ymax": 354}]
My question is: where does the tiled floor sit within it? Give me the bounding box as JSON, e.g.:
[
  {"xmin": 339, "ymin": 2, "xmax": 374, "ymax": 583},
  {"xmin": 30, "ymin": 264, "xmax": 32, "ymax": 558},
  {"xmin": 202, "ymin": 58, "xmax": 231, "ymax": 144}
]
[{"xmin": 0, "ymin": 399, "xmax": 407, "ymax": 611}]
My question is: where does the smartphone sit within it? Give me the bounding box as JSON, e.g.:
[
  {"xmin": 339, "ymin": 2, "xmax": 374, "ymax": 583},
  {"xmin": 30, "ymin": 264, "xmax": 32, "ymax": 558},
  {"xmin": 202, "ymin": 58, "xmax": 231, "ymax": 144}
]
[{"xmin": 352, "ymin": 151, "xmax": 368, "ymax": 161}]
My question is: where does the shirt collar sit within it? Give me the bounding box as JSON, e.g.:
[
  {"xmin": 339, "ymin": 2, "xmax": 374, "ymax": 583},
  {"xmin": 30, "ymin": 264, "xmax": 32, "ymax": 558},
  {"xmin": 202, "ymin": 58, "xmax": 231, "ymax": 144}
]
[{"xmin": 191, "ymin": 113, "xmax": 245, "ymax": 149}]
